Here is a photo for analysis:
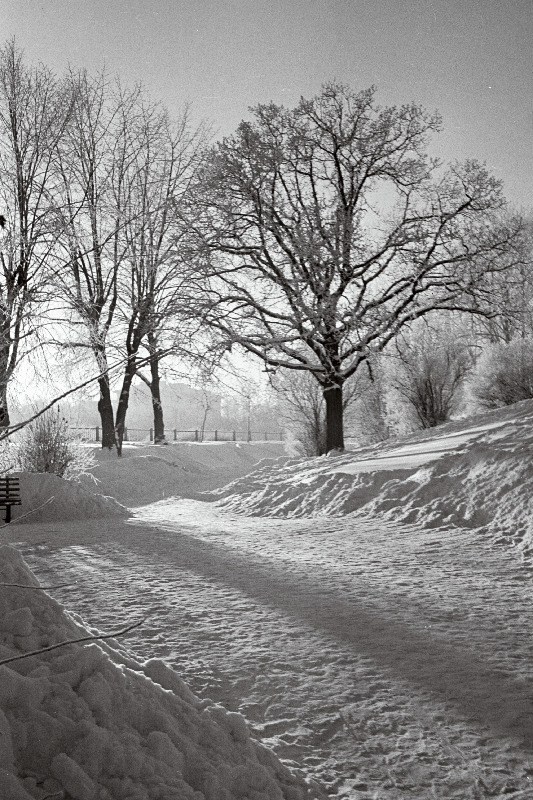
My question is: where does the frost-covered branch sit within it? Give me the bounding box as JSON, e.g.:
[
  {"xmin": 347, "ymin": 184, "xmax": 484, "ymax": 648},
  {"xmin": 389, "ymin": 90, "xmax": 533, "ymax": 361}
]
[
  {"xmin": 0, "ymin": 618, "xmax": 147, "ymax": 666},
  {"xmin": 0, "ymin": 497, "xmax": 55, "ymax": 527},
  {"xmin": 0, "ymin": 582, "xmax": 74, "ymax": 590}
]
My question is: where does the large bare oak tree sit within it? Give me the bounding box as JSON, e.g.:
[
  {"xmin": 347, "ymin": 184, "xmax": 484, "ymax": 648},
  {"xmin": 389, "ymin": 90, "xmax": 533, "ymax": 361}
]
[{"xmin": 194, "ymin": 82, "xmax": 526, "ymax": 450}]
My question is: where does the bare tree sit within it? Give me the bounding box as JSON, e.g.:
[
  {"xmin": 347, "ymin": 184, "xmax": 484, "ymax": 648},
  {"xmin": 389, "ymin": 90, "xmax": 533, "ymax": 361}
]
[
  {"xmin": 469, "ymin": 217, "xmax": 533, "ymax": 344},
  {"xmin": 197, "ymin": 387, "xmax": 212, "ymax": 442},
  {"xmin": 192, "ymin": 82, "xmax": 526, "ymax": 451},
  {"xmin": 273, "ymin": 369, "xmax": 361, "ymax": 455},
  {"xmin": 0, "ymin": 40, "xmax": 70, "ymax": 428},
  {"xmin": 113, "ymin": 103, "xmax": 209, "ymax": 452},
  {"xmin": 51, "ymin": 70, "xmax": 143, "ymax": 449},
  {"xmin": 137, "ymin": 329, "xmax": 166, "ymax": 443},
  {"xmin": 135, "ymin": 322, "xmax": 214, "ymax": 445},
  {"xmin": 469, "ymin": 336, "xmax": 533, "ymax": 409},
  {"xmin": 390, "ymin": 319, "xmax": 474, "ymax": 429}
]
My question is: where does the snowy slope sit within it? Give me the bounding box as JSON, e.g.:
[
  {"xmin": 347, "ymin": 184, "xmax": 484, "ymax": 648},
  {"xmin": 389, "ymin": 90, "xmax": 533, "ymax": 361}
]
[
  {"xmin": 0, "ymin": 545, "xmax": 324, "ymax": 799},
  {"xmin": 83, "ymin": 442, "xmax": 287, "ymax": 506},
  {"xmin": 213, "ymin": 400, "xmax": 533, "ymax": 559},
  {"xmin": 10, "ymin": 471, "xmax": 127, "ymax": 523},
  {"xmin": 2, "ymin": 408, "xmax": 533, "ymax": 798}
]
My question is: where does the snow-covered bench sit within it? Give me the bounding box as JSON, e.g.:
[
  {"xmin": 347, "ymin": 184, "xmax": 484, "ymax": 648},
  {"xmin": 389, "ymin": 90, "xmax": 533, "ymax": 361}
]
[{"xmin": 0, "ymin": 476, "xmax": 21, "ymax": 523}]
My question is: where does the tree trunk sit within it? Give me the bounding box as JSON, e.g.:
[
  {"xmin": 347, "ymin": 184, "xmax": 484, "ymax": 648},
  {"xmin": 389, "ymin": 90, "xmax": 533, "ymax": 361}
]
[
  {"xmin": 149, "ymin": 349, "xmax": 166, "ymax": 444},
  {"xmin": 199, "ymin": 391, "xmax": 211, "ymax": 443},
  {"xmin": 323, "ymin": 382, "xmax": 344, "ymax": 452},
  {"xmin": 114, "ymin": 358, "xmax": 137, "ymax": 457},
  {"xmin": 0, "ymin": 381, "xmax": 10, "ymax": 429},
  {"xmin": 97, "ymin": 376, "xmax": 116, "ymax": 449},
  {"xmin": 0, "ymin": 341, "xmax": 12, "ymax": 430}
]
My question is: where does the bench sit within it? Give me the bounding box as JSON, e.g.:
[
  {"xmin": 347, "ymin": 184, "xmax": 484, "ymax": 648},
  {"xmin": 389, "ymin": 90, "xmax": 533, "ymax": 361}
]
[{"xmin": 0, "ymin": 476, "xmax": 21, "ymax": 523}]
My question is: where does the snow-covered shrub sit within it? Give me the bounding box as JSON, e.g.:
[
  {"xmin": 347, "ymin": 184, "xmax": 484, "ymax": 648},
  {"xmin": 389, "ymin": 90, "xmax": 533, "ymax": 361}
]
[
  {"xmin": 17, "ymin": 409, "xmax": 96, "ymax": 481},
  {"xmin": 469, "ymin": 337, "xmax": 533, "ymax": 409},
  {"xmin": 0, "ymin": 442, "xmax": 18, "ymax": 475},
  {"xmin": 273, "ymin": 365, "xmax": 389, "ymax": 455},
  {"xmin": 274, "ymin": 372, "xmax": 327, "ymax": 456},
  {"xmin": 345, "ymin": 362, "xmax": 390, "ymax": 445},
  {"xmin": 389, "ymin": 324, "xmax": 473, "ymax": 429}
]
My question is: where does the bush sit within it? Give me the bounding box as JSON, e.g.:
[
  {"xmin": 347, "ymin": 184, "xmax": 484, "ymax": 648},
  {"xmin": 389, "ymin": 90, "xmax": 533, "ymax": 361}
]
[
  {"xmin": 390, "ymin": 325, "xmax": 473, "ymax": 429},
  {"xmin": 345, "ymin": 364, "xmax": 390, "ymax": 445},
  {"xmin": 274, "ymin": 367, "xmax": 386, "ymax": 455},
  {"xmin": 469, "ymin": 337, "xmax": 533, "ymax": 409},
  {"xmin": 17, "ymin": 409, "xmax": 96, "ymax": 481},
  {"xmin": 273, "ymin": 372, "xmax": 327, "ymax": 456}
]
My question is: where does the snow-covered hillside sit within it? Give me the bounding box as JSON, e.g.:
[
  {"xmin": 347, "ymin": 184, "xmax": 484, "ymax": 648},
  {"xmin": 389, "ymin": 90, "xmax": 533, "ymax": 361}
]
[
  {"xmin": 2, "ymin": 403, "xmax": 533, "ymax": 798},
  {"xmin": 213, "ymin": 400, "xmax": 533, "ymax": 561},
  {"xmin": 83, "ymin": 441, "xmax": 287, "ymax": 506}
]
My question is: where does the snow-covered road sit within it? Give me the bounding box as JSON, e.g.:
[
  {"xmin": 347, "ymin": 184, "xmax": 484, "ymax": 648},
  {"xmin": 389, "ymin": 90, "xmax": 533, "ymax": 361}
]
[{"xmin": 9, "ymin": 501, "xmax": 533, "ymax": 799}]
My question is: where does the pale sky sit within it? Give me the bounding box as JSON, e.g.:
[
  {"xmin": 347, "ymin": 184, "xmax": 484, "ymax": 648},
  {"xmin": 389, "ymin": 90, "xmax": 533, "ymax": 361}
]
[{"xmin": 2, "ymin": 0, "xmax": 532, "ymax": 210}]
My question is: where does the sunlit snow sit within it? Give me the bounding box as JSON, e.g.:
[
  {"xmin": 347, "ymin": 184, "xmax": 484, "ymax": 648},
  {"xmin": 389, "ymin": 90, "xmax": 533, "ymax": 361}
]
[{"xmin": 2, "ymin": 405, "xmax": 533, "ymax": 798}]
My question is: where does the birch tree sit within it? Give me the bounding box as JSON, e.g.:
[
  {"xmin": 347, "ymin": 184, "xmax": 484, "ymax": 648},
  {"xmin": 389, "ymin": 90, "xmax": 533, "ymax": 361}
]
[{"xmin": 194, "ymin": 82, "xmax": 526, "ymax": 451}]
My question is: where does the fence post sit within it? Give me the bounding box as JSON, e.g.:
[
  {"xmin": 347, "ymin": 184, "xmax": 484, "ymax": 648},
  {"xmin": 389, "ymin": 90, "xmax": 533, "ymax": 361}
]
[
  {"xmin": 233, "ymin": 430, "xmax": 236, "ymax": 441},
  {"xmin": 124, "ymin": 427, "xmax": 128, "ymax": 442},
  {"xmin": 149, "ymin": 428, "xmax": 153, "ymax": 442},
  {"xmin": 195, "ymin": 429, "xmax": 198, "ymax": 442},
  {"xmin": 95, "ymin": 426, "xmax": 100, "ymax": 442},
  {"xmin": 248, "ymin": 429, "xmax": 252, "ymax": 442},
  {"xmin": 214, "ymin": 430, "xmax": 218, "ymax": 442},
  {"xmin": 174, "ymin": 429, "xmax": 177, "ymax": 441}
]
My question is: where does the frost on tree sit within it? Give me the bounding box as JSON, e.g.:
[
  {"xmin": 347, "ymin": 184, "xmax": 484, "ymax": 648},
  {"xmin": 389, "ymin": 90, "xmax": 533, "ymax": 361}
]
[
  {"xmin": 193, "ymin": 82, "xmax": 524, "ymax": 451},
  {"xmin": 0, "ymin": 41, "xmax": 69, "ymax": 429}
]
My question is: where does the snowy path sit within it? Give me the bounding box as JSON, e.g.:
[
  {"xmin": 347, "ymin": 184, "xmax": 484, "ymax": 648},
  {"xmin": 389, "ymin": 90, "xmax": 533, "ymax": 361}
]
[{"xmin": 8, "ymin": 502, "xmax": 533, "ymax": 799}]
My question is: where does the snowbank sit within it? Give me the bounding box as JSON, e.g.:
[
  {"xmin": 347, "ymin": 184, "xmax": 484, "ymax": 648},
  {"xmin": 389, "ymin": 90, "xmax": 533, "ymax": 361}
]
[
  {"xmin": 0, "ymin": 545, "xmax": 323, "ymax": 799},
  {"xmin": 83, "ymin": 442, "xmax": 287, "ymax": 506},
  {"xmin": 9, "ymin": 472, "xmax": 127, "ymax": 524},
  {"xmin": 213, "ymin": 401, "xmax": 533, "ymax": 558}
]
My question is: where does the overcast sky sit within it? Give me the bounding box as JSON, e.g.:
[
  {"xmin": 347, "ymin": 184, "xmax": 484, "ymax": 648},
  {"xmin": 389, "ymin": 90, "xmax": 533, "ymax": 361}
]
[{"xmin": 2, "ymin": 0, "xmax": 532, "ymax": 210}]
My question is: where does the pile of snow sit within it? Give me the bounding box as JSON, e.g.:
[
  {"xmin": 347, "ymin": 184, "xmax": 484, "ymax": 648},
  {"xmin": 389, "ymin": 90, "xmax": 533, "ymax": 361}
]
[
  {"xmin": 9, "ymin": 472, "xmax": 127, "ymax": 524},
  {"xmin": 0, "ymin": 545, "xmax": 323, "ymax": 799},
  {"xmin": 213, "ymin": 401, "xmax": 533, "ymax": 558},
  {"xmin": 82, "ymin": 442, "xmax": 287, "ymax": 506}
]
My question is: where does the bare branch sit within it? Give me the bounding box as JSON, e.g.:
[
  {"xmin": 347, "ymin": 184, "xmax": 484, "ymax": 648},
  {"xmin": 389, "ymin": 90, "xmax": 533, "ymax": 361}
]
[
  {"xmin": 0, "ymin": 582, "xmax": 74, "ymax": 590},
  {"xmin": 0, "ymin": 617, "xmax": 147, "ymax": 666},
  {"xmin": 0, "ymin": 497, "xmax": 55, "ymax": 527}
]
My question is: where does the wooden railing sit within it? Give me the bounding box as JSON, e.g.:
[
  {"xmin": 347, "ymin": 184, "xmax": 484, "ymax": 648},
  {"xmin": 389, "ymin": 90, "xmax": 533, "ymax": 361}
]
[{"xmin": 69, "ymin": 427, "xmax": 284, "ymax": 443}]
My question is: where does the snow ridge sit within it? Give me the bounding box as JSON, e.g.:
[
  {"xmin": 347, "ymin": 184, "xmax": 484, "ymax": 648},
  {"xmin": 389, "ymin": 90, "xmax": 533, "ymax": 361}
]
[
  {"xmin": 0, "ymin": 545, "xmax": 324, "ymax": 799},
  {"xmin": 213, "ymin": 402, "xmax": 533, "ymax": 559}
]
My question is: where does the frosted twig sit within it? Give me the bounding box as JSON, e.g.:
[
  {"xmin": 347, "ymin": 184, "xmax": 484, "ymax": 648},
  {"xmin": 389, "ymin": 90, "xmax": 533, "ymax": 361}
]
[
  {"xmin": 0, "ymin": 496, "xmax": 55, "ymax": 528},
  {"xmin": 0, "ymin": 582, "xmax": 74, "ymax": 590},
  {"xmin": 0, "ymin": 618, "xmax": 147, "ymax": 666}
]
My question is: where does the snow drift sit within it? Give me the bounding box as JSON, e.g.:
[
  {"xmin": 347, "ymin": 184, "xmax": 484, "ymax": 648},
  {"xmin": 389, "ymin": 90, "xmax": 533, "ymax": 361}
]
[
  {"xmin": 84, "ymin": 442, "xmax": 287, "ymax": 506},
  {"xmin": 213, "ymin": 400, "xmax": 533, "ymax": 559},
  {"xmin": 9, "ymin": 472, "xmax": 127, "ymax": 524},
  {"xmin": 0, "ymin": 545, "xmax": 323, "ymax": 799}
]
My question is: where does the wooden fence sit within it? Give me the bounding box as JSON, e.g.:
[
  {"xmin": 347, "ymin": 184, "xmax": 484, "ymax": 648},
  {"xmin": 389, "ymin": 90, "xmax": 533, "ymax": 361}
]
[{"xmin": 70, "ymin": 427, "xmax": 284, "ymax": 443}]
